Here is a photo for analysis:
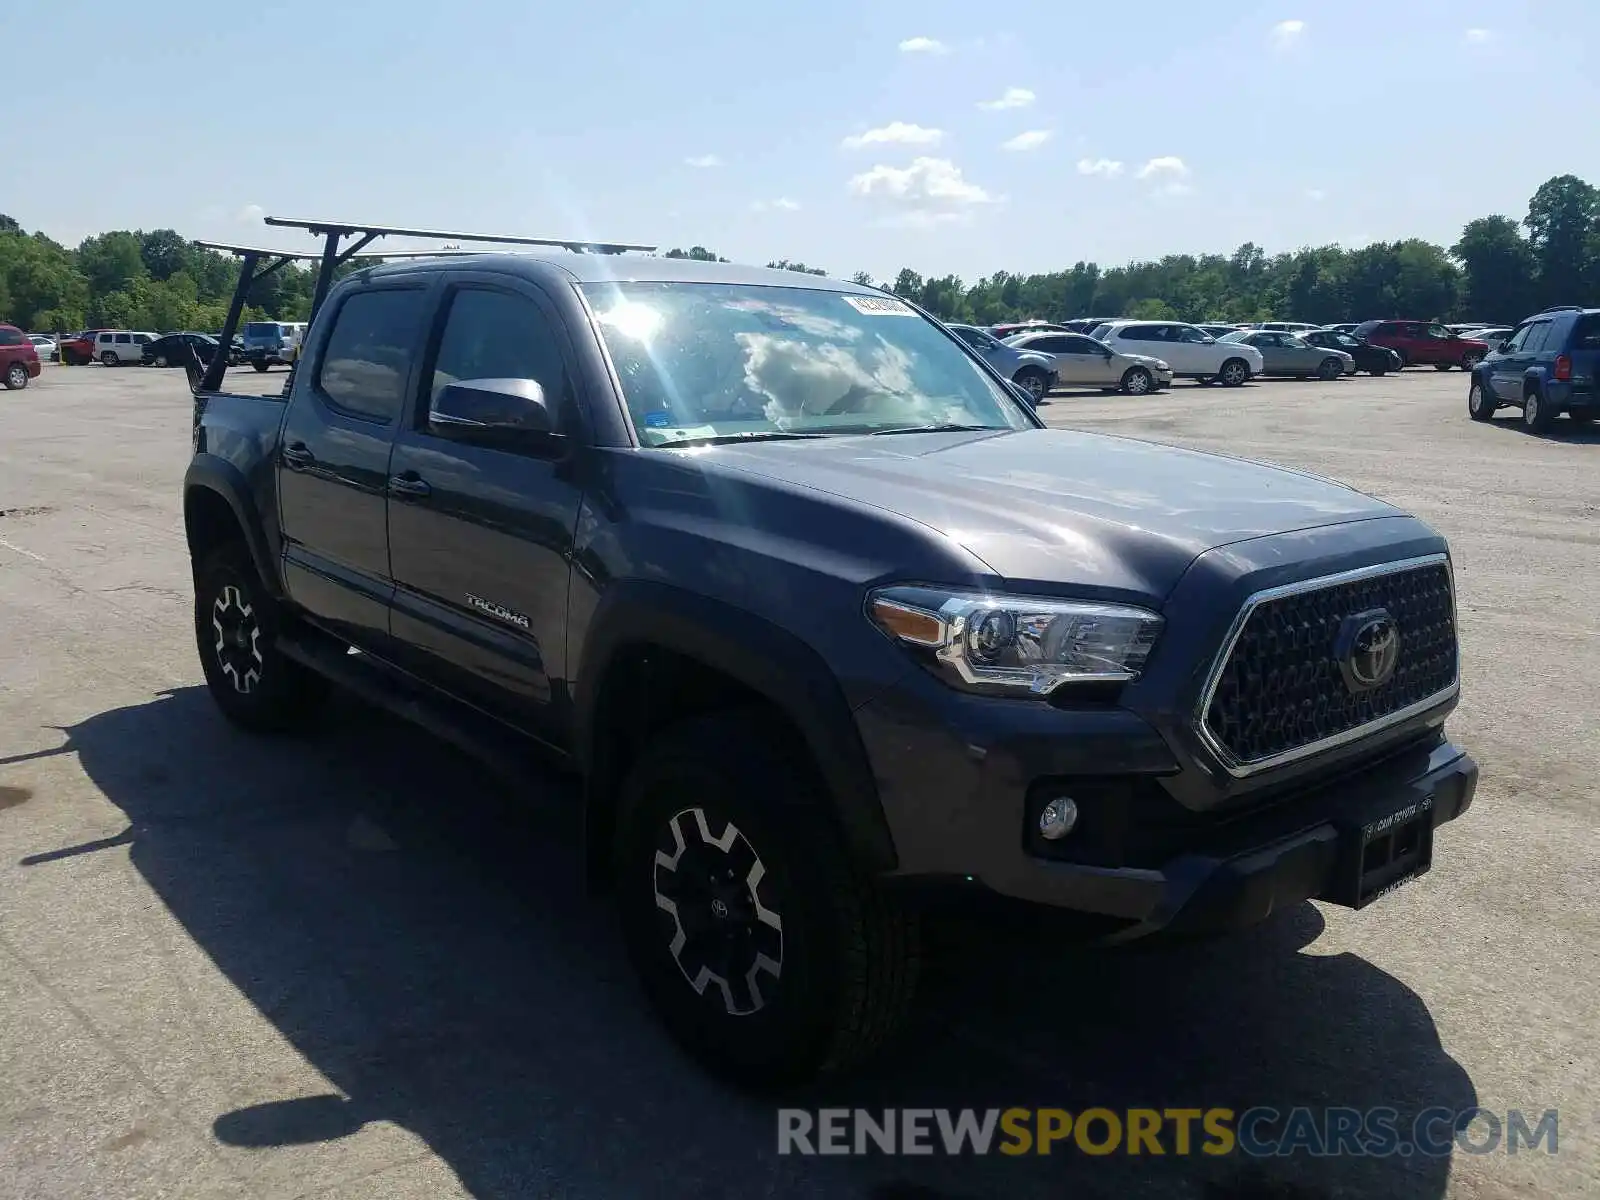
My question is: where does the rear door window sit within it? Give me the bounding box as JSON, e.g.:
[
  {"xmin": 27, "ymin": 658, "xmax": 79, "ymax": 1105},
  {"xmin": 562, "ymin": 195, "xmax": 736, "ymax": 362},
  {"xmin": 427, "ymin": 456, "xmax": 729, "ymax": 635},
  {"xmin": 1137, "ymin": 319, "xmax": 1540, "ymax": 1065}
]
[
  {"xmin": 315, "ymin": 288, "xmax": 430, "ymax": 423},
  {"xmin": 1520, "ymin": 322, "xmax": 1552, "ymax": 354}
]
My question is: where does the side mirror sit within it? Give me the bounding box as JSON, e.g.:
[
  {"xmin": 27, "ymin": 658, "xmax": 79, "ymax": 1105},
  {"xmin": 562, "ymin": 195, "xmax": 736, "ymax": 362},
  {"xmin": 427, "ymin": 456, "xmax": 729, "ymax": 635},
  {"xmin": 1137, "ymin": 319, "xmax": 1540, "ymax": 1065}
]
[
  {"xmin": 1100, "ymin": 345, "xmax": 1114, "ymax": 357},
  {"xmin": 1497, "ymin": 341, "xmax": 1510, "ymax": 353},
  {"xmin": 429, "ymin": 378, "xmax": 560, "ymax": 451}
]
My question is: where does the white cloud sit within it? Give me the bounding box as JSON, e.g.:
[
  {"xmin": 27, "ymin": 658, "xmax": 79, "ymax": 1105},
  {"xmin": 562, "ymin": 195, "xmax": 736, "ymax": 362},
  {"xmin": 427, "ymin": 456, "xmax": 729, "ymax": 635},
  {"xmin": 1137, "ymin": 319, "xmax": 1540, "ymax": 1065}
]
[
  {"xmin": 1136, "ymin": 156, "xmax": 1189, "ymax": 179},
  {"xmin": 1077, "ymin": 157, "xmax": 1124, "ymax": 178},
  {"xmin": 751, "ymin": 198, "xmax": 802, "ymax": 213},
  {"xmin": 1154, "ymin": 182, "xmax": 1195, "ymax": 198},
  {"xmin": 1464, "ymin": 27, "xmax": 1491, "ymax": 43},
  {"xmin": 848, "ymin": 158, "xmax": 999, "ymax": 227},
  {"xmin": 977, "ymin": 87, "xmax": 1035, "ymax": 111},
  {"xmin": 236, "ymin": 204, "xmax": 266, "ymax": 223},
  {"xmin": 684, "ymin": 154, "xmax": 723, "ymax": 168},
  {"xmin": 1271, "ymin": 19, "xmax": 1305, "ymax": 47},
  {"xmin": 1001, "ymin": 130, "xmax": 1053, "ymax": 152},
  {"xmin": 841, "ymin": 122, "xmax": 944, "ymax": 150},
  {"xmin": 899, "ymin": 36, "xmax": 949, "ymax": 54},
  {"xmin": 1306, "ymin": 188, "xmax": 1326, "ymax": 201}
]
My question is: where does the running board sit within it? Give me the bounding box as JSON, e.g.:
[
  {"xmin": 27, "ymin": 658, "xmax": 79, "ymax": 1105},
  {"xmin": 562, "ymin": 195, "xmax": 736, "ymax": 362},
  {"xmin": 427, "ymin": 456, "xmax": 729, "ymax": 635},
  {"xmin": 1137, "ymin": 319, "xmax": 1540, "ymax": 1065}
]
[{"xmin": 277, "ymin": 631, "xmax": 571, "ymax": 787}]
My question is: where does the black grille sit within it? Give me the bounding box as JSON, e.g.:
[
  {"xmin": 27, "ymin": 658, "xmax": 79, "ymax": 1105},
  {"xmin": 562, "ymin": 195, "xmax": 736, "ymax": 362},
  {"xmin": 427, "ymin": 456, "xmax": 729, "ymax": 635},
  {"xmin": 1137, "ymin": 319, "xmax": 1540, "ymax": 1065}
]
[{"xmin": 1202, "ymin": 562, "xmax": 1457, "ymax": 767}]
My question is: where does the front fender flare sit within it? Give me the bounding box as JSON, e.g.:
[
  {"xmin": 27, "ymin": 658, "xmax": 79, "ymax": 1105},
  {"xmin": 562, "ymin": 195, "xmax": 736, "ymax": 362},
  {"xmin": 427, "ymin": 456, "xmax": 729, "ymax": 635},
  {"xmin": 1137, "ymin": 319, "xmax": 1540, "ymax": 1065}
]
[{"xmin": 573, "ymin": 580, "xmax": 897, "ymax": 877}]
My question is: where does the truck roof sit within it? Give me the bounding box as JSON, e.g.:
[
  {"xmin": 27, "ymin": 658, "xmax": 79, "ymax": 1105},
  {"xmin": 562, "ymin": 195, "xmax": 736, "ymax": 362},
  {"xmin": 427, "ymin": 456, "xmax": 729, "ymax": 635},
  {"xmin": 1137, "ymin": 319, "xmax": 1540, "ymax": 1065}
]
[{"xmin": 354, "ymin": 251, "xmax": 878, "ymax": 293}]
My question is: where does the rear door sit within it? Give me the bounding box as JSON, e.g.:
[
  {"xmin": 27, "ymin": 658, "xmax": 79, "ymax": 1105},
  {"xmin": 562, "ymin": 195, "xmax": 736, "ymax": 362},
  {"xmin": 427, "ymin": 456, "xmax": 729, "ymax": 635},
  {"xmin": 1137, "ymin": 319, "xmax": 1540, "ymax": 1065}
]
[
  {"xmin": 385, "ymin": 274, "xmax": 587, "ymax": 738},
  {"xmin": 277, "ymin": 281, "xmax": 434, "ymax": 648},
  {"xmin": 1567, "ymin": 313, "xmax": 1600, "ymax": 401}
]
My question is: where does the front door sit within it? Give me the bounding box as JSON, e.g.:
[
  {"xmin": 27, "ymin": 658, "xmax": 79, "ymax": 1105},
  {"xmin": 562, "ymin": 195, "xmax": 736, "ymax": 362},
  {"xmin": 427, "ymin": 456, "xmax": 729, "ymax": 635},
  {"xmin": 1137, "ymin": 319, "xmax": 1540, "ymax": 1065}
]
[
  {"xmin": 1489, "ymin": 320, "xmax": 1543, "ymax": 401},
  {"xmin": 1054, "ymin": 333, "xmax": 1118, "ymax": 384},
  {"xmin": 277, "ymin": 282, "xmax": 432, "ymax": 648},
  {"xmin": 386, "ymin": 277, "xmax": 586, "ymax": 740}
]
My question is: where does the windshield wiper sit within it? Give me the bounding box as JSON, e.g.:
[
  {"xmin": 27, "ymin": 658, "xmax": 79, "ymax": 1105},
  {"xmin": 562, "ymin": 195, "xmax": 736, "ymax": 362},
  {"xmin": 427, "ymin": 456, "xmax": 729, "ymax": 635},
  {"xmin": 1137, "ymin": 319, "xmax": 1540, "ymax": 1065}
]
[
  {"xmin": 653, "ymin": 431, "xmax": 833, "ymax": 448},
  {"xmin": 868, "ymin": 423, "xmax": 1009, "ymax": 436}
]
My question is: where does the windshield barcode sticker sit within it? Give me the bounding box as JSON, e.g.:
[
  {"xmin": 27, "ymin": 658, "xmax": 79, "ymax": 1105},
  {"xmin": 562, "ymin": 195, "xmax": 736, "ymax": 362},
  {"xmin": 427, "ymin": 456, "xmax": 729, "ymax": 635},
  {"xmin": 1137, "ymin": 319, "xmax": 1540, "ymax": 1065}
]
[{"xmin": 842, "ymin": 295, "xmax": 916, "ymax": 316}]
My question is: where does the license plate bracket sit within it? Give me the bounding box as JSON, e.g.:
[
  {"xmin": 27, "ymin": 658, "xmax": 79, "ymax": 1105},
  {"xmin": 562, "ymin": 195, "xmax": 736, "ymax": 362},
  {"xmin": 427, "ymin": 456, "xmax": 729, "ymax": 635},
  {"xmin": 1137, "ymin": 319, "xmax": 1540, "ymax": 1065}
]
[{"xmin": 1318, "ymin": 794, "xmax": 1436, "ymax": 909}]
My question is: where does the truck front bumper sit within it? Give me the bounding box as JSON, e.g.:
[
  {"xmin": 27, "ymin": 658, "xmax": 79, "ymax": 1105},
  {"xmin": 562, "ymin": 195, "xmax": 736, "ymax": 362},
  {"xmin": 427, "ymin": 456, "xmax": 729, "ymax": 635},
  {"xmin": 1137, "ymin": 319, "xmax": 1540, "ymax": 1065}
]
[{"xmin": 854, "ymin": 682, "xmax": 1476, "ymax": 938}]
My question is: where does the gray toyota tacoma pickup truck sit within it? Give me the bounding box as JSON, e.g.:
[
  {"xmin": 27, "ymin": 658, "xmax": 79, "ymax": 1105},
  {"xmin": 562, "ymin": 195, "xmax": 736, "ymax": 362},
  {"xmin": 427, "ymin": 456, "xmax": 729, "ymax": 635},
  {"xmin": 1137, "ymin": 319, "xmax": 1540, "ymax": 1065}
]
[{"xmin": 183, "ymin": 233, "xmax": 1476, "ymax": 1086}]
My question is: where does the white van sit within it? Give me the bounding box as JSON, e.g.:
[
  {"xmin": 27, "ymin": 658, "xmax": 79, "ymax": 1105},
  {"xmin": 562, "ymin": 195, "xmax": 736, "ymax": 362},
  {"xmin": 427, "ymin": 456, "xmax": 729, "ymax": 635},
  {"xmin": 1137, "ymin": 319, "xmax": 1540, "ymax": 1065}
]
[{"xmin": 95, "ymin": 330, "xmax": 155, "ymax": 366}]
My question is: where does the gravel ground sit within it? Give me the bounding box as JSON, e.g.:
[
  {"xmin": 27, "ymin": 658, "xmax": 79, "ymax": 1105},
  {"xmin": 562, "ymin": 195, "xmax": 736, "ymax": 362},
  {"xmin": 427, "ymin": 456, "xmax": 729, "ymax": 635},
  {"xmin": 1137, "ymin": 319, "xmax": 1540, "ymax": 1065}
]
[{"xmin": 0, "ymin": 362, "xmax": 1595, "ymax": 1200}]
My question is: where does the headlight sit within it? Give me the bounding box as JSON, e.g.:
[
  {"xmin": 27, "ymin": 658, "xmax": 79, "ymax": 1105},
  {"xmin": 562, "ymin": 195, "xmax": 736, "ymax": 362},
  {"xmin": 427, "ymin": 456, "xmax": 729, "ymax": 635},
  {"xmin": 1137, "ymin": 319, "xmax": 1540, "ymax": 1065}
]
[{"xmin": 867, "ymin": 585, "xmax": 1163, "ymax": 696}]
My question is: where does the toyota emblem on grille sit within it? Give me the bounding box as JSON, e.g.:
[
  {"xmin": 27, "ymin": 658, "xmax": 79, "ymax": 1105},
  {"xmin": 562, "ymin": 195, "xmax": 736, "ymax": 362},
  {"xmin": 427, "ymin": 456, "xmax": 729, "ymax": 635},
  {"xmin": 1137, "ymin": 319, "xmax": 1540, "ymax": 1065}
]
[{"xmin": 1336, "ymin": 609, "xmax": 1401, "ymax": 694}]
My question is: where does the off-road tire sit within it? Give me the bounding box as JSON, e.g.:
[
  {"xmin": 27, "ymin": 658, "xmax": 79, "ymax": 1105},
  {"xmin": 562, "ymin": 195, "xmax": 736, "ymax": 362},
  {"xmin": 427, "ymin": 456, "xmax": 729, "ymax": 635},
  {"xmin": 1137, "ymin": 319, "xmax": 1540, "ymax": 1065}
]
[
  {"xmin": 194, "ymin": 542, "xmax": 327, "ymax": 731},
  {"xmin": 614, "ymin": 710, "xmax": 920, "ymax": 1088}
]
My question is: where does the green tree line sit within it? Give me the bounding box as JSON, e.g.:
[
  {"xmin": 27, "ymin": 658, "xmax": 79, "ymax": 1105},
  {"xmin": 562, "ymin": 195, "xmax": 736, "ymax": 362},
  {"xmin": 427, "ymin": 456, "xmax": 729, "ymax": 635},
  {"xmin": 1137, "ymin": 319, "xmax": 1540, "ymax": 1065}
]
[{"xmin": 2, "ymin": 174, "xmax": 1594, "ymax": 334}]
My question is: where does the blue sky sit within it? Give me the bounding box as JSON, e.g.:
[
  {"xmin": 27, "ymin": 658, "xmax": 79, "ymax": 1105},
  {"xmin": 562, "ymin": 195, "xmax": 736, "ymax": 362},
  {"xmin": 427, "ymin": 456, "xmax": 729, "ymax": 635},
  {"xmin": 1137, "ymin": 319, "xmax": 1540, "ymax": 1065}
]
[{"xmin": 15, "ymin": 0, "xmax": 1598, "ymax": 282}]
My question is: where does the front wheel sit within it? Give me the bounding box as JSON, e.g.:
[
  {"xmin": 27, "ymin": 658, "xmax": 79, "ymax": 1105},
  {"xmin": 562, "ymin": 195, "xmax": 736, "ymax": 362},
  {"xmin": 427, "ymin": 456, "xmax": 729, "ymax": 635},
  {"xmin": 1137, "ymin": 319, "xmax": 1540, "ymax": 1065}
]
[
  {"xmin": 615, "ymin": 711, "xmax": 920, "ymax": 1087},
  {"xmin": 153, "ymin": 354, "xmax": 168, "ymax": 368},
  {"xmin": 1368, "ymin": 365, "xmax": 1387, "ymax": 377},
  {"xmin": 1467, "ymin": 380, "xmax": 1497, "ymax": 422},
  {"xmin": 1317, "ymin": 357, "xmax": 1342, "ymax": 381},
  {"xmin": 1218, "ymin": 358, "xmax": 1250, "ymax": 387},
  {"xmin": 1461, "ymin": 353, "xmax": 1482, "ymax": 371},
  {"xmin": 100, "ymin": 352, "xmax": 117, "ymax": 367},
  {"xmin": 1120, "ymin": 366, "xmax": 1153, "ymax": 395},
  {"xmin": 1012, "ymin": 367, "xmax": 1050, "ymax": 404},
  {"xmin": 4, "ymin": 363, "xmax": 29, "ymax": 390},
  {"xmin": 194, "ymin": 543, "xmax": 328, "ymax": 731}
]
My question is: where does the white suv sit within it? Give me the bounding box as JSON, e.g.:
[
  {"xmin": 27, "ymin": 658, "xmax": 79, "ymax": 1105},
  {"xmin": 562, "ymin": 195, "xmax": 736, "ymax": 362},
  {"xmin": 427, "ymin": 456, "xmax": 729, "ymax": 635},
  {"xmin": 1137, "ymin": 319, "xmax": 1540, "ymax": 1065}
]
[
  {"xmin": 94, "ymin": 330, "xmax": 156, "ymax": 366},
  {"xmin": 1093, "ymin": 320, "xmax": 1263, "ymax": 387}
]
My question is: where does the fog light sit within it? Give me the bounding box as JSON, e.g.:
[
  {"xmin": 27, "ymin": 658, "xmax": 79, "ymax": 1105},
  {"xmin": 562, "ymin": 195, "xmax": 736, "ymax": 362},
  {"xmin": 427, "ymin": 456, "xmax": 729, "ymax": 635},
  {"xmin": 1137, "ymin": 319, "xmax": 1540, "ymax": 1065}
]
[{"xmin": 1038, "ymin": 796, "xmax": 1079, "ymax": 840}]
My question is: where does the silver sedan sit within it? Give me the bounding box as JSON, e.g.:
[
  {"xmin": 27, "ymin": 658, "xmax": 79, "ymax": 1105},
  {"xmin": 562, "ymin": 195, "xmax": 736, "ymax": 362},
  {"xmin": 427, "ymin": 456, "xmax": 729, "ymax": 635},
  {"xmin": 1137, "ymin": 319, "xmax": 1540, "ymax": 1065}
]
[{"xmin": 1219, "ymin": 330, "xmax": 1353, "ymax": 379}]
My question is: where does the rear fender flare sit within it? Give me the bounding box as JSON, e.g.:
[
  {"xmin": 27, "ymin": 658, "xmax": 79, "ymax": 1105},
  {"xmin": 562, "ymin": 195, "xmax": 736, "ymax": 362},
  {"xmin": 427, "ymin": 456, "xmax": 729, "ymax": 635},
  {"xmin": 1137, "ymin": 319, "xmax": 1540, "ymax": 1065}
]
[{"xmin": 183, "ymin": 455, "xmax": 281, "ymax": 598}]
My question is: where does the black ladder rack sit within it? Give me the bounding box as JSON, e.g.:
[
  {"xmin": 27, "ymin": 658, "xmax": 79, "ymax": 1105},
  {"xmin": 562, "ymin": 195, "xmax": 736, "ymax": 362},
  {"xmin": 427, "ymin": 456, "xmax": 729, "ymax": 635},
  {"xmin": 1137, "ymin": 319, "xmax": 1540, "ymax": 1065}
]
[{"xmin": 192, "ymin": 216, "xmax": 655, "ymax": 393}]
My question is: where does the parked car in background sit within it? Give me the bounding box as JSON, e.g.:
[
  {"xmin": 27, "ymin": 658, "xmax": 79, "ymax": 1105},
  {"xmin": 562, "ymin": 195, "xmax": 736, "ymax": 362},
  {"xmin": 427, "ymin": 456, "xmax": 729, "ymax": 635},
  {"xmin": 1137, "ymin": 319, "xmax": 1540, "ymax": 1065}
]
[
  {"xmin": 1323, "ymin": 323, "xmax": 1360, "ymax": 334},
  {"xmin": 1352, "ymin": 320, "xmax": 1489, "ymax": 371},
  {"xmin": 1252, "ymin": 321, "xmax": 1322, "ymax": 334},
  {"xmin": 94, "ymin": 330, "xmax": 155, "ymax": 366},
  {"xmin": 1468, "ymin": 306, "xmax": 1600, "ymax": 432},
  {"xmin": 989, "ymin": 320, "xmax": 1067, "ymax": 339},
  {"xmin": 1448, "ymin": 322, "xmax": 1493, "ymax": 334},
  {"xmin": 1061, "ymin": 317, "xmax": 1119, "ymax": 335},
  {"xmin": 143, "ymin": 332, "xmax": 221, "ymax": 368},
  {"xmin": 945, "ymin": 323, "xmax": 1059, "ymax": 402},
  {"xmin": 1461, "ymin": 325, "xmax": 1514, "ymax": 347},
  {"xmin": 241, "ymin": 320, "xmax": 307, "ymax": 370},
  {"xmin": 58, "ymin": 330, "xmax": 107, "ymax": 365},
  {"xmin": 1220, "ymin": 330, "xmax": 1352, "ymax": 379},
  {"xmin": 1, "ymin": 325, "xmax": 42, "ymax": 390},
  {"xmin": 1094, "ymin": 320, "xmax": 1263, "ymax": 386},
  {"xmin": 27, "ymin": 334, "xmax": 57, "ymax": 361},
  {"xmin": 1004, "ymin": 329, "xmax": 1174, "ymax": 394},
  {"xmin": 1302, "ymin": 328, "xmax": 1400, "ymax": 375},
  {"xmin": 1196, "ymin": 323, "xmax": 1239, "ymax": 339}
]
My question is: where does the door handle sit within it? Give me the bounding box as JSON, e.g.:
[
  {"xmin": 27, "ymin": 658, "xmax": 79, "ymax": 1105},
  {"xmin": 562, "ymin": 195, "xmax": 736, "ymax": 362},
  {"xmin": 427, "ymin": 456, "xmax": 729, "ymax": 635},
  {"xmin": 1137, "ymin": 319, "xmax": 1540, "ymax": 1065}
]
[
  {"xmin": 388, "ymin": 473, "xmax": 432, "ymax": 499},
  {"xmin": 281, "ymin": 442, "xmax": 314, "ymax": 467}
]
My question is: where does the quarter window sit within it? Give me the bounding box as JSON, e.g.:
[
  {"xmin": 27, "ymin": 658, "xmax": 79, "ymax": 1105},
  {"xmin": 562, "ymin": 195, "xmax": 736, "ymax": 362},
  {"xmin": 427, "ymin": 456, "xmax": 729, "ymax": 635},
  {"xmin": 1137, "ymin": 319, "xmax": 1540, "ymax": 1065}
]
[{"xmin": 316, "ymin": 288, "xmax": 429, "ymax": 423}]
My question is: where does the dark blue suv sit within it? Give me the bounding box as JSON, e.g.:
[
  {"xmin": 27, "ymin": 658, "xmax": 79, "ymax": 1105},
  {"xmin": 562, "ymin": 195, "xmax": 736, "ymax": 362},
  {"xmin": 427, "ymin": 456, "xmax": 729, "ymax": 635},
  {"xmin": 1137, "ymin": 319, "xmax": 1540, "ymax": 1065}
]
[{"xmin": 1468, "ymin": 305, "xmax": 1600, "ymax": 433}]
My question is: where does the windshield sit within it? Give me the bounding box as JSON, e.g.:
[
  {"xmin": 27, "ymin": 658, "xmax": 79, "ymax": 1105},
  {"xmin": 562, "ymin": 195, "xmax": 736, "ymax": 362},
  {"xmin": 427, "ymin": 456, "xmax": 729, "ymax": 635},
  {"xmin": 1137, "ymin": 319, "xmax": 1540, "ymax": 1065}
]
[
  {"xmin": 1218, "ymin": 331, "xmax": 1246, "ymax": 342},
  {"xmin": 584, "ymin": 282, "xmax": 1032, "ymax": 445}
]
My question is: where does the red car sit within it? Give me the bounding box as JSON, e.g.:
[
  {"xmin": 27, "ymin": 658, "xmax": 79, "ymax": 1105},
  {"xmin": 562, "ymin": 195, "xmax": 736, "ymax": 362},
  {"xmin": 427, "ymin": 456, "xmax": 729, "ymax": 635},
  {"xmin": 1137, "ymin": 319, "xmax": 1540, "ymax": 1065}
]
[
  {"xmin": 1, "ymin": 325, "xmax": 41, "ymax": 390},
  {"xmin": 57, "ymin": 329, "xmax": 108, "ymax": 366},
  {"xmin": 1351, "ymin": 319, "xmax": 1489, "ymax": 371}
]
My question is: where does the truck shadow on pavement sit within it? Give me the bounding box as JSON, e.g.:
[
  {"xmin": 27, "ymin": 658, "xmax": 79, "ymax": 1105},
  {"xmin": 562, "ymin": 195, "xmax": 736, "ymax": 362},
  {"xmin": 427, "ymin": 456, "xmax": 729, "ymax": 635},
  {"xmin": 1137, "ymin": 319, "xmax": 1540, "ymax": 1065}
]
[{"xmin": 17, "ymin": 687, "xmax": 1477, "ymax": 1200}]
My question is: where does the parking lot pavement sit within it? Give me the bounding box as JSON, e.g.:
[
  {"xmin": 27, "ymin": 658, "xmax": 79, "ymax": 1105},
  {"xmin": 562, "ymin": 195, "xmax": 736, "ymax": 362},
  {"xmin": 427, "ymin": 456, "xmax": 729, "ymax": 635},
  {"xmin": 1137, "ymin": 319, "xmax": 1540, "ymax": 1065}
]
[{"xmin": 0, "ymin": 364, "xmax": 1595, "ymax": 1199}]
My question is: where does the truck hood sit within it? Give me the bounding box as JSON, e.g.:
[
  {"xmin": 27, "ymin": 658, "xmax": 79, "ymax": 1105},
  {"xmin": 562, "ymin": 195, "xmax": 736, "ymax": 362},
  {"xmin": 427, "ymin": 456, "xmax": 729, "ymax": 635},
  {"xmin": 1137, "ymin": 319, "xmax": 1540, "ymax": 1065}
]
[{"xmin": 696, "ymin": 427, "xmax": 1399, "ymax": 601}]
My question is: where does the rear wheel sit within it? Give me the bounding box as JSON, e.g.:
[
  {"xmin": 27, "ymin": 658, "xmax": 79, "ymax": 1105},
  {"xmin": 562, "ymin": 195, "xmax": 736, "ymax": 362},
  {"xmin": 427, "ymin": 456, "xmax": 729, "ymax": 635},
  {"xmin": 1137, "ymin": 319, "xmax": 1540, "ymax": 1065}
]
[
  {"xmin": 1522, "ymin": 389, "xmax": 1555, "ymax": 434},
  {"xmin": 194, "ymin": 542, "xmax": 328, "ymax": 731},
  {"xmin": 1218, "ymin": 358, "xmax": 1250, "ymax": 387},
  {"xmin": 1317, "ymin": 357, "xmax": 1342, "ymax": 381},
  {"xmin": 4, "ymin": 363, "xmax": 29, "ymax": 390},
  {"xmin": 1461, "ymin": 353, "xmax": 1482, "ymax": 371},
  {"xmin": 100, "ymin": 351, "xmax": 116, "ymax": 366},
  {"xmin": 1467, "ymin": 380, "xmax": 1496, "ymax": 422},
  {"xmin": 1368, "ymin": 364, "xmax": 1387, "ymax": 377},
  {"xmin": 1120, "ymin": 366, "xmax": 1153, "ymax": 395},
  {"xmin": 615, "ymin": 711, "xmax": 920, "ymax": 1087}
]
